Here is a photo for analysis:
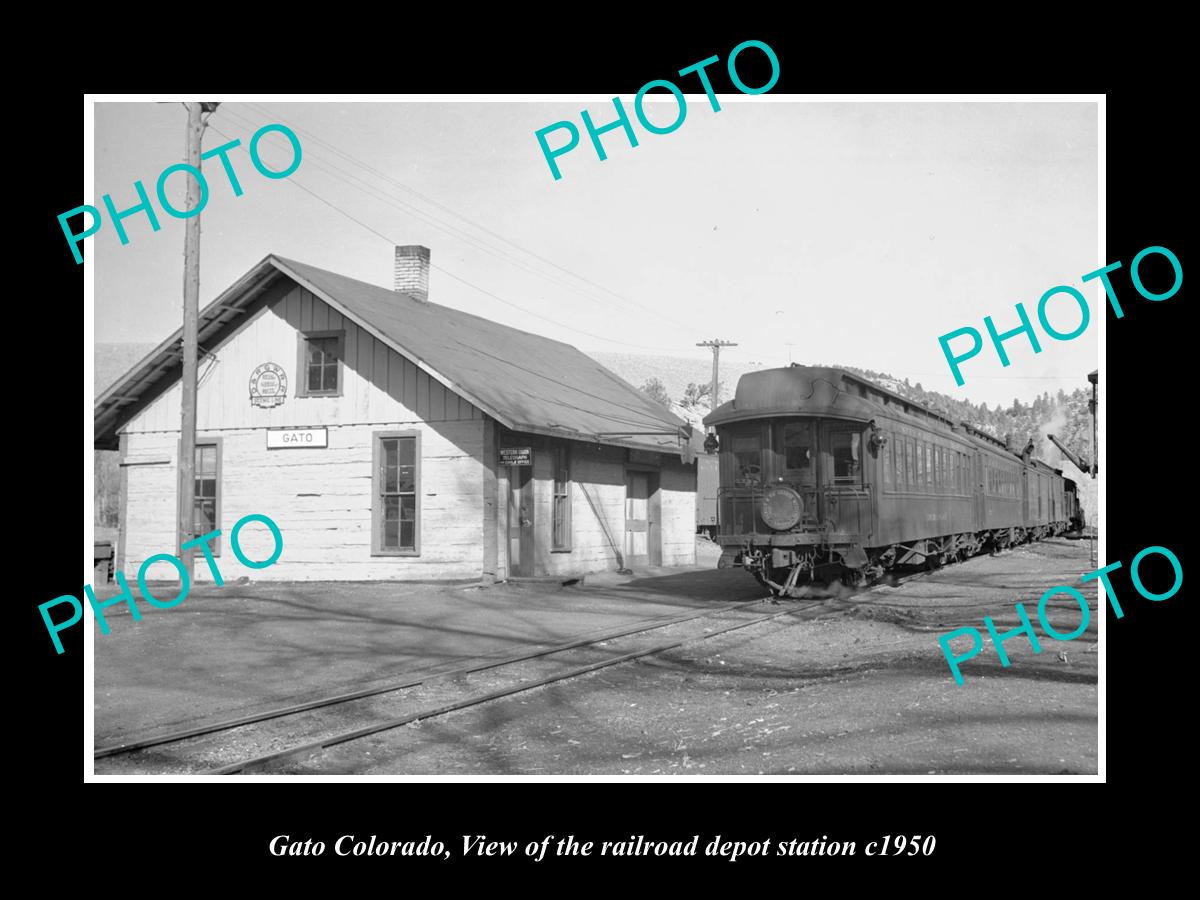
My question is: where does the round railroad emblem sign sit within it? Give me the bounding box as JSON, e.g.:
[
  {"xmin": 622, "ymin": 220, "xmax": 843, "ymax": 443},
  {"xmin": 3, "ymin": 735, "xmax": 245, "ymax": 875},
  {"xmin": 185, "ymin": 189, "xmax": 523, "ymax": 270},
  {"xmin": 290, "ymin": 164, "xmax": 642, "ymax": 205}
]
[{"xmin": 249, "ymin": 362, "xmax": 287, "ymax": 408}]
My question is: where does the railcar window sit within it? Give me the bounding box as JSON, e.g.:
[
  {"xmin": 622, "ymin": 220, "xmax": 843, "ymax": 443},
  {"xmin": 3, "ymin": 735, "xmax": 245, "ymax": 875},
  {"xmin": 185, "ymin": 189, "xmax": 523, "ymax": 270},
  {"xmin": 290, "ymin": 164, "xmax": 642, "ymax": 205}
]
[
  {"xmin": 905, "ymin": 439, "xmax": 914, "ymax": 489},
  {"xmin": 831, "ymin": 431, "xmax": 861, "ymax": 483},
  {"xmin": 731, "ymin": 434, "xmax": 762, "ymax": 486},
  {"xmin": 883, "ymin": 439, "xmax": 893, "ymax": 490},
  {"xmin": 781, "ymin": 422, "xmax": 815, "ymax": 483}
]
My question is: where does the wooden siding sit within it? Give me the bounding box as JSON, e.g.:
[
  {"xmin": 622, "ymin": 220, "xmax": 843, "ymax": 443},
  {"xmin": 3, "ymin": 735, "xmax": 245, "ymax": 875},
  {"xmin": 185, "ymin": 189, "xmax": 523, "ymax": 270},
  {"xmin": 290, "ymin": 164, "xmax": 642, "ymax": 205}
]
[
  {"xmin": 528, "ymin": 443, "xmax": 696, "ymax": 577},
  {"xmin": 123, "ymin": 420, "xmax": 486, "ymax": 582},
  {"xmin": 121, "ymin": 281, "xmax": 481, "ymax": 435},
  {"xmin": 118, "ymin": 279, "xmax": 489, "ymax": 582}
]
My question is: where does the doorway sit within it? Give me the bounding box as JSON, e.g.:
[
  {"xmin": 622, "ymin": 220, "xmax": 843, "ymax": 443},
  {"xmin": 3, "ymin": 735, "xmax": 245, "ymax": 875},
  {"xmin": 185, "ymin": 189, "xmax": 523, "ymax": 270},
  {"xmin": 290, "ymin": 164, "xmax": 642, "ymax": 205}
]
[
  {"xmin": 624, "ymin": 470, "xmax": 661, "ymax": 567},
  {"xmin": 507, "ymin": 465, "xmax": 534, "ymax": 576}
]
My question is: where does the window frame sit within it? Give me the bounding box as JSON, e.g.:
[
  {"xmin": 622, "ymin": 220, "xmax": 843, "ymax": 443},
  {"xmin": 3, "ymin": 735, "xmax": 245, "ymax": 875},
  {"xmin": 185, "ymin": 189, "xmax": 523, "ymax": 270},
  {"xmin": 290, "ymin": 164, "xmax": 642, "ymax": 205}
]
[
  {"xmin": 296, "ymin": 329, "xmax": 346, "ymax": 398},
  {"xmin": 178, "ymin": 437, "xmax": 222, "ymax": 556},
  {"xmin": 371, "ymin": 430, "xmax": 421, "ymax": 557},
  {"xmin": 551, "ymin": 444, "xmax": 573, "ymax": 552},
  {"xmin": 828, "ymin": 428, "xmax": 863, "ymax": 485}
]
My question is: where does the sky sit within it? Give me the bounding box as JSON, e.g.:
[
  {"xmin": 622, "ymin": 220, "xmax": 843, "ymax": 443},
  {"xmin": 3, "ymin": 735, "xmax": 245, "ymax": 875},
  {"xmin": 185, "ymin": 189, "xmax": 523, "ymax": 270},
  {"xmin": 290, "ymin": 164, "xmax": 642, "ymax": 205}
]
[{"xmin": 92, "ymin": 99, "xmax": 1098, "ymax": 408}]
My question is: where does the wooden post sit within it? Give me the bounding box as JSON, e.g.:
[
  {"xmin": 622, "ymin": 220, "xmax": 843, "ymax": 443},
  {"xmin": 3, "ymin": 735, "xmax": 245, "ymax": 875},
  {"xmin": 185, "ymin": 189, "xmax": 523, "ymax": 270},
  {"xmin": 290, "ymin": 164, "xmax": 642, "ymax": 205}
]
[
  {"xmin": 177, "ymin": 102, "xmax": 205, "ymax": 578},
  {"xmin": 696, "ymin": 338, "xmax": 737, "ymax": 409}
]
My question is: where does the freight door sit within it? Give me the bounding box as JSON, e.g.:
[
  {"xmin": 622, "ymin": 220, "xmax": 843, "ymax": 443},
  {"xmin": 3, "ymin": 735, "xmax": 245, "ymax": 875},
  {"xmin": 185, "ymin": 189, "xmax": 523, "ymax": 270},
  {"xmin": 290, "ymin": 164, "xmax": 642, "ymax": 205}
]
[
  {"xmin": 507, "ymin": 465, "xmax": 534, "ymax": 576},
  {"xmin": 625, "ymin": 472, "xmax": 650, "ymax": 566},
  {"xmin": 820, "ymin": 424, "xmax": 870, "ymax": 538}
]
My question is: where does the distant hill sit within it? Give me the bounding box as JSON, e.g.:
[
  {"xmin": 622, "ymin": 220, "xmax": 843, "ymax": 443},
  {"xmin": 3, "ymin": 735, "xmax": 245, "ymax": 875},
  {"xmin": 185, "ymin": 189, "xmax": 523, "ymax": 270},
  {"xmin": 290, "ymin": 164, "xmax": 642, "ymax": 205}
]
[
  {"xmin": 94, "ymin": 344, "xmax": 1098, "ymax": 530},
  {"xmin": 96, "ymin": 343, "xmax": 156, "ymax": 397}
]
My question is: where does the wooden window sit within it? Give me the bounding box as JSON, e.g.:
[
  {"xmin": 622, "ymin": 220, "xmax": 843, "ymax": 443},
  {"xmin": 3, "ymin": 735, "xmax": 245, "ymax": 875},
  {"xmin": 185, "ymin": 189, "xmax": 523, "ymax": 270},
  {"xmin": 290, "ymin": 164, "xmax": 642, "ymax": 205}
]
[
  {"xmin": 194, "ymin": 439, "xmax": 221, "ymax": 554},
  {"xmin": 297, "ymin": 330, "xmax": 345, "ymax": 397},
  {"xmin": 883, "ymin": 439, "xmax": 893, "ymax": 491},
  {"xmin": 552, "ymin": 445, "xmax": 572, "ymax": 551},
  {"xmin": 372, "ymin": 431, "xmax": 420, "ymax": 555}
]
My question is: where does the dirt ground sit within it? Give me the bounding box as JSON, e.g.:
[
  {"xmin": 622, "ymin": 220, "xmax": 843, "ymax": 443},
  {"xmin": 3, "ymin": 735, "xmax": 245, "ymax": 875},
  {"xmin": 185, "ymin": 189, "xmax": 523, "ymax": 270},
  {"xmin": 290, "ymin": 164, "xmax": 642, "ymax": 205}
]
[
  {"xmin": 93, "ymin": 554, "xmax": 759, "ymax": 745},
  {"xmin": 273, "ymin": 538, "xmax": 1099, "ymax": 775}
]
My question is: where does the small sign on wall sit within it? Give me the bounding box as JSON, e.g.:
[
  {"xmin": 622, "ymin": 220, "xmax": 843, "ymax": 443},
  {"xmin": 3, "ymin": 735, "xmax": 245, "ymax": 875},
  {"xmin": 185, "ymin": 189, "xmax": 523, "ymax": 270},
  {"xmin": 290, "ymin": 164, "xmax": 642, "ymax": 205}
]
[
  {"xmin": 267, "ymin": 427, "xmax": 328, "ymax": 449},
  {"xmin": 500, "ymin": 446, "xmax": 532, "ymax": 466},
  {"xmin": 250, "ymin": 362, "xmax": 288, "ymax": 408}
]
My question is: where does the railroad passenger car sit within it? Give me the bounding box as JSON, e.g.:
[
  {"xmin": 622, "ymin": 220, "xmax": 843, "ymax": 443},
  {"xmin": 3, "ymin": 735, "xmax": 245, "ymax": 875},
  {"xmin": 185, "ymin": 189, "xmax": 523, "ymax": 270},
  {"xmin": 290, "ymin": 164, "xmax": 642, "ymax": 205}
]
[{"xmin": 703, "ymin": 365, "xmax": 1072, "ymax": 595}]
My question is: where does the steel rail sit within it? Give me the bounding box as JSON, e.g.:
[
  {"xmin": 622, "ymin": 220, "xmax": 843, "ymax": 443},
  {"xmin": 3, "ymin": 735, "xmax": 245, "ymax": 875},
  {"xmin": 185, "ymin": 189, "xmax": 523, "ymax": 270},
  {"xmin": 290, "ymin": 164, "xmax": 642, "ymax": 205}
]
[
  {"xmin": 96, "ymin": 595, "xmax": 772, "ymax": 760},
  {"xmin": 210, "ymin": 599, "xmax": 824, "ymax": 775}
]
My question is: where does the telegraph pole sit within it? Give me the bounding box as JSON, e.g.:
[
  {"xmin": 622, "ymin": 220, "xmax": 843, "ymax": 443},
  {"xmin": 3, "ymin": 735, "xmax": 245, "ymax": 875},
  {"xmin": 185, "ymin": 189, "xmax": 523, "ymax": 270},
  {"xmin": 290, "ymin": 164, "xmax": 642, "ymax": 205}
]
[
  {"xmin": 1087, "ymin": 369, "xmax": 1098, "ymax": 567},
  {"xmin": 697, "ymin": 339, "xmax": 737, "ymax": 408},
  {"xmin": 177, "ymin": 102, "xmax": 219, "ymax": 578}
]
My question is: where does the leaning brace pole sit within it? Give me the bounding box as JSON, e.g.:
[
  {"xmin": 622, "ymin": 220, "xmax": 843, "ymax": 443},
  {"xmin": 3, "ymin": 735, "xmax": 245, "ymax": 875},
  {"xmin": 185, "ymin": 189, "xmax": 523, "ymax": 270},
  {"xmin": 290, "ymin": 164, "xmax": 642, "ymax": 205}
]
[
  {"xmin": 697, "ymin": 338, "xmax": 737, "ymax": 408},
  {"xmin": 177, "ymin": 102, "xmax": 219, "ymax": 579}
]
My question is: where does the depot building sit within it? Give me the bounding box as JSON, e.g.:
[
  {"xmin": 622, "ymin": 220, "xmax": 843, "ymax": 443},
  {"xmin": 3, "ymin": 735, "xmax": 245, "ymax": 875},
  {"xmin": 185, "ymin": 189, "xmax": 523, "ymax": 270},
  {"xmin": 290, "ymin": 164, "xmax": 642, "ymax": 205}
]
[{"xmin": 95, "ymin": 246, "xmax": 698, "ymax": 582}]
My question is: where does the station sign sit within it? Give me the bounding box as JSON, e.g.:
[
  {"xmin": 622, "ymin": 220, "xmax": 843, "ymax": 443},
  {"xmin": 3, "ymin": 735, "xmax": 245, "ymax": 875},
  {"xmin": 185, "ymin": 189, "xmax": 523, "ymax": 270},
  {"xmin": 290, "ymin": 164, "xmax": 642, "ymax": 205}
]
[{"xmin": 267, "ymin": 427, "xmax": 328, "ymax": 449}]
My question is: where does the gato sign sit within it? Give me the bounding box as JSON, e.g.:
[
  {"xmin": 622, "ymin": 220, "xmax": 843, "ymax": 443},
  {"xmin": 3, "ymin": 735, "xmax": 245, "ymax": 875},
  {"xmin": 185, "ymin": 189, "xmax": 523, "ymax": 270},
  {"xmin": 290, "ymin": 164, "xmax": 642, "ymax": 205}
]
[{"xmin": 267, "ymin": 427, "xmax": 328, "ymax": 449}]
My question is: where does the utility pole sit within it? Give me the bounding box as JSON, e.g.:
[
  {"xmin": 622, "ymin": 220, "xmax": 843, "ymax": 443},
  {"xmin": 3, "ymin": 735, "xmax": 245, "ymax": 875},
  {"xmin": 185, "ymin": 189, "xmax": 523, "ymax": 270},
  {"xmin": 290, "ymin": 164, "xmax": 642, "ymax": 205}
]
[
  {"xmin": 1087, "ymin": 369, "xmax": 1098, "ymax": 567},
  {"xmin": 1087, "ymin": 370, "xmax": 1098, "ymax": 477},
  {"xmin": 696, "ymin": 339, "xmax": 737, "ymax": 409},
  {"xmin": 177, "ymin": 102, "xmax": 219, "ymax": 579}
]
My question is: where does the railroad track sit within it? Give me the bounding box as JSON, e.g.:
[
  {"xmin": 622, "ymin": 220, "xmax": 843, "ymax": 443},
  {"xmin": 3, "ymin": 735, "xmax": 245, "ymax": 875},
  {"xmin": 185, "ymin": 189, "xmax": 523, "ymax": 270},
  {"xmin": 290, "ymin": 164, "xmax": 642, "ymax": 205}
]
[{"xmin": 96, "ymin": 571, "xmax": 932, "ymax": 776}]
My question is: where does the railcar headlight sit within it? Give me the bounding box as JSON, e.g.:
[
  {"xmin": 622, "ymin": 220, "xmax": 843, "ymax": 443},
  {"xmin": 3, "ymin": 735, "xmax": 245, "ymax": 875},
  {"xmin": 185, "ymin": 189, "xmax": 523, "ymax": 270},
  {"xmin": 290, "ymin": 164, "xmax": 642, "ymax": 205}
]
[{"xmin": 761, "ymin": 486, "xmax": 803, "ymax": 531}]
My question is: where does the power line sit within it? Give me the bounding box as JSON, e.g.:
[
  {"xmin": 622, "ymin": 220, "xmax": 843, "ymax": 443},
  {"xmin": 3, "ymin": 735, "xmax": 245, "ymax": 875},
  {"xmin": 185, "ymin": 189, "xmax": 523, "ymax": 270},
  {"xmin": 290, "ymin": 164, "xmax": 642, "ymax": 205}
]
[
  {"xmin": 223, "ymin": 103, "xmax": 693, "ymax": 331},
  {"xmin": 203, "ymin": 121, "xmax": 684, "ymax": 353}
]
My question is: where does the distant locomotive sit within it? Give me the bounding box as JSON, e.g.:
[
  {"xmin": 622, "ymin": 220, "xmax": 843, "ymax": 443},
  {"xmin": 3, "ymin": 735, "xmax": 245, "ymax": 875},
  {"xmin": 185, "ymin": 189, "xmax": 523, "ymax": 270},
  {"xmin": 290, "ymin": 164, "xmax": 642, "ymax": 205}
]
[{"xmin": 703, "ymin": 365, "xmax": 1079, "ymax": 596}]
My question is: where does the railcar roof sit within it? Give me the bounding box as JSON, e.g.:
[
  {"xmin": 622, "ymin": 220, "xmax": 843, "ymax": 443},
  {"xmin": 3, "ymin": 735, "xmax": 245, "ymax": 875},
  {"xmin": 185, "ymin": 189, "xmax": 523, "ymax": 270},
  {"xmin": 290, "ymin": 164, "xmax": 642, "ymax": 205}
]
[{"xmin": 705, "ymin": 364, "xmax": 1062, "ymax": 471}]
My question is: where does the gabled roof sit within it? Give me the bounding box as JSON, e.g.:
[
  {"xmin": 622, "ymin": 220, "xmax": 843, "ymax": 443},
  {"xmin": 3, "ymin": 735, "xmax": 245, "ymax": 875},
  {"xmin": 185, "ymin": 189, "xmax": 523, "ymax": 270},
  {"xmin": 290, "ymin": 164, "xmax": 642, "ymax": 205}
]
[{"xmin": 94, "ymin": 255, "xmax": 690, "ymax": 456}]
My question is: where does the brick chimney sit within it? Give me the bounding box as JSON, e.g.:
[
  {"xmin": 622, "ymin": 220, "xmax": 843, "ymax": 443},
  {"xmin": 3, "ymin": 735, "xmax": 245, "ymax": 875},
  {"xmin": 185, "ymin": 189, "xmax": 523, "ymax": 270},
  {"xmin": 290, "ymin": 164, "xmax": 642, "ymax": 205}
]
[{"xmin": 394, "ymin": 245, "xmax": 430, "ymax": 302}]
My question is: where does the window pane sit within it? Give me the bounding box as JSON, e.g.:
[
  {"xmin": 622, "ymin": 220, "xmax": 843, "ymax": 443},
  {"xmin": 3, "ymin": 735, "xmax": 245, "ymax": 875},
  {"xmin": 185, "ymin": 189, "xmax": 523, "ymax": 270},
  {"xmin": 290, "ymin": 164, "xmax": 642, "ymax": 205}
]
[
  {"xmin": 383, "ymin": 519, "xmax": 399, "ymax": 548},
  {"xmin": 195, "ymin": 445, "xmax": 215, "ymax": 475},
  {"xmin": 400, "ymin": 521, "xmax": 415, "ymax": 550},
  {"xmin": 401, "ymin": 495, "xmax": 417, "ymax": 521},
  {"xmin": 398, "ymin": 465, "xmax": 415, "ymax": 493},
  {"xmin": 383, "ymin": 441, "xmax": 398, "ymax": 492},
  {"xmin": 196, "ymin": 477, "xmax": 216, "ymax": 499},
  {"xmin": 731, "ymin": 434, "xmax": 761, "ymax": 486},
  {"xmin": 831, "ymin": 432, "xmax": 860, "ymax": 481},
  {"xmin": 398, "ymin": 437, "xmax": 415, "ymax": 467},
  {"xmin": 553, "ymin": 497, "xmax": 567, "ymax": 547},
  {"xmin": 307, "ymin": 364, "xmax": 323, "ymax": 391},
  {"xmin": 782, "ymin": 422, "xmax": 814, "ymax": 482},
  {"xmin": 384, "ymin": 495, "xmax": 399, "ymax": 520},
  {"xmin": 194, "ymin": 499, "xmax": 216, "ymax": 533}
]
